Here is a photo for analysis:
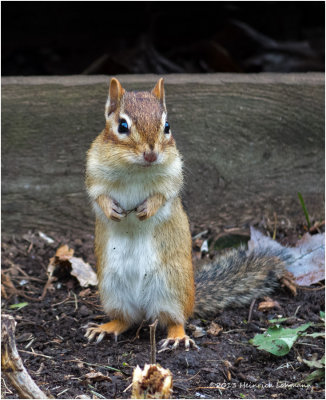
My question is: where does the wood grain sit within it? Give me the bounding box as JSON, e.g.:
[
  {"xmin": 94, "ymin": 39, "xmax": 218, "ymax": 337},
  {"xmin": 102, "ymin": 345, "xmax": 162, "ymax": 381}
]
[{"xmin": 1, "ymin": 74, "xmax": 324, "ymax": 236}]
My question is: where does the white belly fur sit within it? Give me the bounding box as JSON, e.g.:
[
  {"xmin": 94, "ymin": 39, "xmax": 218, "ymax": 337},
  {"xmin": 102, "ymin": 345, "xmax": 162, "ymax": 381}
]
[{"xmin": 98, "ymin": 201, "xmax": 183, "ymax": 324}]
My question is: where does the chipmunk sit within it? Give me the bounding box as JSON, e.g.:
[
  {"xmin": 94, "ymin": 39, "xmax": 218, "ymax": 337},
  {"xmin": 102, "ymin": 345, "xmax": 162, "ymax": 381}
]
[{"xmin": 85, "ymin": 78, "xmax": 288, "ymax": 350}]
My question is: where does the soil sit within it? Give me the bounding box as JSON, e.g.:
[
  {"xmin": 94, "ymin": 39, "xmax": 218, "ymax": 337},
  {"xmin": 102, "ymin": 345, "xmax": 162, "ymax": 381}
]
[{"xmin": 1, "ymin": 223, "xmax": 325, "ymax": 399}]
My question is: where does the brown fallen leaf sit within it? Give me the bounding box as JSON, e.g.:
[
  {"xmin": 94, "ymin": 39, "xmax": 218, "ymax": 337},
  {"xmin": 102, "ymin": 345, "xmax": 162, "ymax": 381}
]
[
  {"xmin": 227, "ymin": 369, "xmax": 232, "ymax": 381},
  {"xmin": 193, "ymin": 238, "xmax": 204, "ymax": 249},
  {"xmin": 84, "ymin": 371, "xmax": 112, "ymax": 382},
  {"xmin": 69, "ymin": 257, "xmax": 98, "ymax": 287},
  {"xmin": 257, "ymin": 297, "xmax": 281, "ymax": 312},
  {"xmin": 188, "ymin": 324, "xmax": 206, "ymax": 338},
  {"xmin": 55, "ymin": 244, "xmax": 74, "ymax": 260},
  {"xmin": 47, "ymin": 245, "xmax": 98, "ymax": 287},
  {"xmin": 234, "ymin": 357, "xmax": 244, "ymax": 367},
  {"xmin": 207, "ymin": 321, "xmax": 223, "ymax": 336},
  {"xmin": 248, "ymin": 227, "xmax": 325, "ymax": 286},
  {"xmin": 79, "ymin": 288, "xmax": 92, "ymax": 297}
]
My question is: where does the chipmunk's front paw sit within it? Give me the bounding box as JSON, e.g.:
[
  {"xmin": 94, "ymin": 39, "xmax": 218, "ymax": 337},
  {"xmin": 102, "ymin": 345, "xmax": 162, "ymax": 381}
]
[
  {"xmin": 136, "ymin": 194, "xmax": 165, "ymax": 221},
  {"xmin": 136, "ymin": 199, "xmax": 151, "ymax": 221},
  {"xmin": 96, "ymin": 195, "xmax": 127, "ymax": 222},
  {"xmin": 109, "ymin": 200, "xmax": 127, "ymax": 222},
  {"xmin": 84, "ymin": 319, "xmax": 129, "ymax": 344}
]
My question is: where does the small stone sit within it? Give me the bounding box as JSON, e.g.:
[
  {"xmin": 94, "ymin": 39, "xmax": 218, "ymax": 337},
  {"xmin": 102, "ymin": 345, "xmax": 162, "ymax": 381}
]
[{"xmin": 79, "ymin": 305, "xmax": 90, "ymax": 316}]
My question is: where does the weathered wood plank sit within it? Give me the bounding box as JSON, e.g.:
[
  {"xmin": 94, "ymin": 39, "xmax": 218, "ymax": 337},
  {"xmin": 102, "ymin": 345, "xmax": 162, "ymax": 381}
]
[{"xmin": 1, "ymin": 74, "xmax": 324, "ymax": 236}]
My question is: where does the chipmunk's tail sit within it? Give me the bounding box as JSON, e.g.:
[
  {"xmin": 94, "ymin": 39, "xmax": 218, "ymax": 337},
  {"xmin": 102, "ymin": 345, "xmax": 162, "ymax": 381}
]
[{"xmin": 194, "ymin": 246, "xmax": 292, "ymax": 318}]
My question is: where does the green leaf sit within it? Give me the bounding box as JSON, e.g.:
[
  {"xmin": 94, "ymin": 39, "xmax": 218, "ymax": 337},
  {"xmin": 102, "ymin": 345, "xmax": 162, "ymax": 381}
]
[
  {"xmin": 302, "ymin": 331, "xmax": 325, "ymax": 339},
  {"xmin": 297, "ymin": 192, "xmax": 311, "ymax": 229},
  {"xmin": 320, "ymin": 311, "xmax": 325, "ymax": 321},
  {"xmin": 250, "ymin": 323, "xmax": 312, "ymax": 356},
  {"xmin": 302, "ymin": 354, "xmax": 325, "ymax": 369},
  {"xmin": 268, "ymin": 317, "xmax": 290, "ymax": 324},
  {"xmin": 303, "ymin": 368, "xmax": 325, "ymax": 384},
  {"xmin": 9, "ymin": 302, "xmax": 28, "ymax": 310}
]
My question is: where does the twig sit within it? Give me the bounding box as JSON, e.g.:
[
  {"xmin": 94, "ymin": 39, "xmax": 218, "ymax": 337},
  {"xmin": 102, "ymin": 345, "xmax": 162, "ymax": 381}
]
[
  {"xmin": 27, "ymin": 242, "xmax": 33, "ymax": 254},
  {"xmin": 1, "ymin": 272, "xmax": 40, "ymax": 301},
  {"xmin": 72, "ymin": 291, "xmax": 78, "ymax": 311},
  {"xmin": 298, "ymin": 285, "xmax": 325, "ymax": 291},
  {"xmin": 131, "ymin": 319, "xmax": 146, "ymax": 342},
  {"xmin": 18, "ymin": 349, "xmax": 53, "ymax": 359},
  {"xmin": 39, "ymin": 276, "xmax": 56, "ymax": 301},
  {"xmin": 272, "ymin": 212, "xmax": 277, "ymax": 240},
  {"xmin": 10, "ymin": 275, "xmax": 46, "ymax": 283},
  {"xmin": 247, "ymin": 298, "xmax": 256, "ymax": 323},
  {"xmin": 52, "ymin": 293, "xmax": 71, "ymax": 307},
  {"xmin": 57, "ymin": 388, "xmax": 69, "ymax": 397},
  {"xmin": 2, "ymin": 258, "xmax": 29, "ymax": 277},
  {"xmin": 1, "ymin": 314, "xmax": 49, "ymax": 398},
  {"xmin": 123, "ymin": 382, "xmax": 133, "ymax": 393},
  {"xmin": 149, "ymin": 319, "xmax": 158, "ymax": 364}
]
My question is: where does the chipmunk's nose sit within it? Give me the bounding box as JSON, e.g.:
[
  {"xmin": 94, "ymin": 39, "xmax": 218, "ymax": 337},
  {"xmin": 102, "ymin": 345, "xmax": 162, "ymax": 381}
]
[{"xmin": 143, "ymin": 151, "xmax": 158, "ymax": 163}]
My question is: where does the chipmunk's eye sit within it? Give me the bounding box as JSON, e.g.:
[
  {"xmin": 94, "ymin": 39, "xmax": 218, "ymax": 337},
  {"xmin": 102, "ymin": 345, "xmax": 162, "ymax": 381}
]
[
  {"xmin": 118, "ymin": 119, "xmax": 129, "ymax": 134},
  {"xmin": 164, "ymin": 121, "xmax": 170, "ymax": 134}
]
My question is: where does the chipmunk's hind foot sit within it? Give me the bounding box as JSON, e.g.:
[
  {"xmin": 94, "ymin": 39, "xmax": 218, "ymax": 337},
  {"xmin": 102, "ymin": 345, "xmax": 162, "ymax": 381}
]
[
  {"xmin": 84, "ymin": 319, "xmax": 129, "ymax": 344},
  {"xmin": 158, "ymin": 324, "xmax": 199, "ymax": 352}
]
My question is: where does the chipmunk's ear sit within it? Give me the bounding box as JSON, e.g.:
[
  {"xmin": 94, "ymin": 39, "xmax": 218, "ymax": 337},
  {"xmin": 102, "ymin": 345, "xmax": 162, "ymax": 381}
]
[
  {"xmin": 151, "ymin": 78, "xmax": 166, "ymax": 109},
  {"xmin": 106, "ymin": 77, "xmax": 125, "ymax": 115}
]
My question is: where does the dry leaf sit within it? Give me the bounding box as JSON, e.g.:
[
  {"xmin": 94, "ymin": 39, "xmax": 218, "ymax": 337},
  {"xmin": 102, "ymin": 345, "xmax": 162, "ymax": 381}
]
[
  {"xmin": 193, "ymin": 238, "xmax": 204, "ymax": 249},
  {"xmin": 84, "ymin": 371, "xmax": 112, "ymax": 382},
  {"xmin": 55, "ymin": 244, "xmax": 74, "ymax": 260},
  {"xmin": 200, "ymin": 240, "xmax": 209, "ymax": 253},
  {"xmin": 47, "ymin": 246, "xmax": 98, "ymax": 287},
  {"xmin": 257, "ymin": 297, "xmax": 281, "ymax": 311},
  {"xmin": 207, "ymin": 322, "xmax": 223, "ymax": 336},
  {"xmin": 190, "ymin": 325, "xmax": 206, "ymax": 338},
  {"xmin": 248, "ymin": 227, "xmax": 325, "ymax": 286},
  {"xmin": 79, "ymin": 288, "xmax": 92, "ymax": 297},
  {"xmin": 234, "ymin": 357, "xmax": 244, "ymax": 366},
  {"xmin": 289, "ymin": 232, "xmax": 325, "ymax": 285},
  {"xmin": 227, "ymin": 369, "xmax": 232, "ymax": 381},
  {"xmin": 69, "ymin": 257, "xmax": 98, "ymax": 287}
]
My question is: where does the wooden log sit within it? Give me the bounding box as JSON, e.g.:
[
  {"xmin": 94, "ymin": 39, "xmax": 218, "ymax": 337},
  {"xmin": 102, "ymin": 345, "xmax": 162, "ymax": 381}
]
[
  {"xmin": 1, "ymin": 314, "xmax": 49, "ymax": 399},
  {"xmin": 1, "ymin": 74, "xmax": 324, "ymax": 236}
]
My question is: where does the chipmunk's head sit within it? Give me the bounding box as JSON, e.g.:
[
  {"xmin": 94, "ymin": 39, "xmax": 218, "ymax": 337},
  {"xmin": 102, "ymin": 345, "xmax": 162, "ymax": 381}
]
[{"xmin": 103, "ymin": 78, "xmax": 177, "ymax": 168}]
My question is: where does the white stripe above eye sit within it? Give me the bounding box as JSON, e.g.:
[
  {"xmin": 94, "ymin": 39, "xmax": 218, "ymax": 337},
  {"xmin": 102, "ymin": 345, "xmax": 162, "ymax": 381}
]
[{"xmin": 161, "ymin": 112, "xmax": 167, "ymax": 129}]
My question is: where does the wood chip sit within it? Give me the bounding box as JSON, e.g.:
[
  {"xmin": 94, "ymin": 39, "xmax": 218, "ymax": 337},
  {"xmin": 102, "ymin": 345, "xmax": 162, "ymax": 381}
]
[
  {"xmin": 132, "ymin": 364, "xmax": 173, "ymax": 399},
  {"xmin": 207, "ymin": 322, "xmax": 223, "ymax": 336}
]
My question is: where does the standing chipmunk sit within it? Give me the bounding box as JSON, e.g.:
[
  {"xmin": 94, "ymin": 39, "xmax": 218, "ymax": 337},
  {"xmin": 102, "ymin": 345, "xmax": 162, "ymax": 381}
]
[{"xmin": 85, "ymin": 78, "xmax": 288, "ymax": 350}]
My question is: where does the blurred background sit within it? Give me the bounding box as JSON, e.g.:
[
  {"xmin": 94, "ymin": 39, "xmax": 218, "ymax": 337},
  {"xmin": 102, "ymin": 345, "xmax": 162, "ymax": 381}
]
[{"xmin": 2, "ymin": 1, "xmax": 325, "ymax": 76}]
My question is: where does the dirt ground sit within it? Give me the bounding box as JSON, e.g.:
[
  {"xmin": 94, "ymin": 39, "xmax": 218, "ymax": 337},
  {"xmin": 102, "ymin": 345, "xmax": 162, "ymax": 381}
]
[{"xmin": 1, "ymin": 222, "xmax": 325, "ymax": 399}]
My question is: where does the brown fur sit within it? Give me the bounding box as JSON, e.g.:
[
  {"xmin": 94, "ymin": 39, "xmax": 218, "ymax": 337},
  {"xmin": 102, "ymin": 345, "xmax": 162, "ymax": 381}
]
[
  {"xmin": 154, "ymin": 198, "xmax": 195, "ymax": 321},
  {"xmin": 123, "ymin": 92, "xmax": 164, "ymax": 140},
  {"xmin": 136, "ymin": 193, "xmax": 166, "ymax": 220}
]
